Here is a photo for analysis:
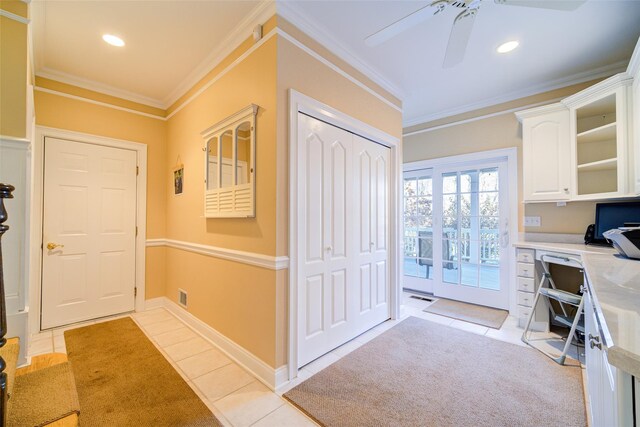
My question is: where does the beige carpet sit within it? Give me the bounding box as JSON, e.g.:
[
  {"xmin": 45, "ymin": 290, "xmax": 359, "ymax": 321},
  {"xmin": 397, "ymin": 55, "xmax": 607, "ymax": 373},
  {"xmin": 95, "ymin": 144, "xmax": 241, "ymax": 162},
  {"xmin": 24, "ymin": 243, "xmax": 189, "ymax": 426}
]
[
  {"xmin": 65, "ymin": 317, "xmax": 222, "ymax": 426},
  {"xmin": 285, "ymin": 316, "xmax": 586, "ymax": 427},
  {"xmin": 424, "ymin": 298, "xmax": 508, "ymax": 329},
  {"xmin": 8, "ymin": 361, "xmax": 80, "ymax": 426}
]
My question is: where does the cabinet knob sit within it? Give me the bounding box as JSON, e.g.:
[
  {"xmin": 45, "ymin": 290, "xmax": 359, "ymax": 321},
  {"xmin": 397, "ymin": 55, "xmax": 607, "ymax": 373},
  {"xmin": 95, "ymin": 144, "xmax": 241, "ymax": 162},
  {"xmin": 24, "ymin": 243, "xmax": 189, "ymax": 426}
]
[
  {"xmin": 588, "ymin": 333, "xmax": 600, "ymax": 343},
  {"xmin": 590, "ymin": 340, "xmax": 602, "ymax": 350},
  {"xmin": 563, "ymin": 188, "xmax": 569, "ymax": 193}
]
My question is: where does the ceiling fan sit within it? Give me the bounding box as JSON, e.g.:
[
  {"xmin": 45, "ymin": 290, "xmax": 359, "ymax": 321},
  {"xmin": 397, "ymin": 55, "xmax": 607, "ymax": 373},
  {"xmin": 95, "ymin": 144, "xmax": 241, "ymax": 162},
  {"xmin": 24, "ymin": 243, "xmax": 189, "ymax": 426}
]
[{"xmin": 365, "ymin": 0, "xmax": 585, "ymax": 68}]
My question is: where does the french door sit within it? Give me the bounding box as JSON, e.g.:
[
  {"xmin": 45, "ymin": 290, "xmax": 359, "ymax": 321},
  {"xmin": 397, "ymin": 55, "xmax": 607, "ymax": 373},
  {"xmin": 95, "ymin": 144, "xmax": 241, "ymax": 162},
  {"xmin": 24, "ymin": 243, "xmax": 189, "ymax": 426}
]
[
  {"xmin": 403, "ymin": 170, "xmax": 434, "ymax": 294},
  {"xmin": 403, "ymin": 159, "xmax": 510, "ymax": 309}
]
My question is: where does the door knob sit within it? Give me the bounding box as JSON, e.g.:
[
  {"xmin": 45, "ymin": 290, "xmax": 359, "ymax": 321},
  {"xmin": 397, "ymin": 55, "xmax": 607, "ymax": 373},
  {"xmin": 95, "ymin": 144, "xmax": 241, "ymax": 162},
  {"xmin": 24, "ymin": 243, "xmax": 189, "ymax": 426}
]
[{"xmin": 46, "ymin": 242, "xmax": 64, "ymax": 250}]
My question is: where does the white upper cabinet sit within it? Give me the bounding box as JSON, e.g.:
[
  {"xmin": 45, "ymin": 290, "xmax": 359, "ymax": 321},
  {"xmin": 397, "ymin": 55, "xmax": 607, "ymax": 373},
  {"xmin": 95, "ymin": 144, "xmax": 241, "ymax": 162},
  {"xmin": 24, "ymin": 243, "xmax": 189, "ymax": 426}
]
[
  {"xmin": 630, "ymin": 42, "xmax": 640, "ymax": 194},
  {"xmin": 563, "ymin": 75, "xmax": 632, "ymax": 200},
  {"xmin": 517, "ymin": 73, "xmax": 635, "ymax": 203},
  {"xmin": 517, "ymin": 104, "xmax": 571, "ymax": 202}
]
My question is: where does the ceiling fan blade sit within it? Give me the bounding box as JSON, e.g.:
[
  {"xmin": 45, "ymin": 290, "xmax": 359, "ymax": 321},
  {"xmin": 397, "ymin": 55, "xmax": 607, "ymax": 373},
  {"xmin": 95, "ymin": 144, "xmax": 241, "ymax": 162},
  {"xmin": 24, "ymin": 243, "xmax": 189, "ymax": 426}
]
[
  {"xmin": 494, "ymin": 0, "xmax": 586, "ymax": 11},
  {"xmin": 443, "ymin": 8, "xmax": 477, "ymax": 68},
  {"xmin": 365, "ymin": 2, "xmax": 447, "ymax": 47}
]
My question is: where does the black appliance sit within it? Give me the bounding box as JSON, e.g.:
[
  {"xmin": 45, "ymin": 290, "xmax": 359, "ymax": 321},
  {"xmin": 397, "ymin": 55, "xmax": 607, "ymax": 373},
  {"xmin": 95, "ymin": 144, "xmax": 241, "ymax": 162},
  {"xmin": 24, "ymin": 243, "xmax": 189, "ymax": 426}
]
[{"xmin": 589, "ymin": 201, "xmax": 640, "ymax": 246}]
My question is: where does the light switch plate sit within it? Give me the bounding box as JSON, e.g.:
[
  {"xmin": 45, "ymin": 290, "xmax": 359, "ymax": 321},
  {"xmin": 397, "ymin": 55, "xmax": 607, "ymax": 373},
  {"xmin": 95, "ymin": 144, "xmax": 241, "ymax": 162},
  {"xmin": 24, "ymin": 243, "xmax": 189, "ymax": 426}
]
[{"xmin": 524, "ymin": 216, "xmax": 541, "ymax": 227}]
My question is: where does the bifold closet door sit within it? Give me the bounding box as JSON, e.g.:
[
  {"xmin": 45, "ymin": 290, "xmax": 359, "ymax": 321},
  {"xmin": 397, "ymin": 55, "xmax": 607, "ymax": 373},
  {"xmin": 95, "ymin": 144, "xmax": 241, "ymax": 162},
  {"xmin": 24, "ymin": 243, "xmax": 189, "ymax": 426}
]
[
  {"xmin": 297, "ymin": 114, "xmax": 355, "ymax": 367},
  {"xmin": 353, "ymin": 135, "xmax": 390, "ymax": 334},
  {"xmin": 297, "ymin": 113, "xmax": 390, "ymax": 368}
]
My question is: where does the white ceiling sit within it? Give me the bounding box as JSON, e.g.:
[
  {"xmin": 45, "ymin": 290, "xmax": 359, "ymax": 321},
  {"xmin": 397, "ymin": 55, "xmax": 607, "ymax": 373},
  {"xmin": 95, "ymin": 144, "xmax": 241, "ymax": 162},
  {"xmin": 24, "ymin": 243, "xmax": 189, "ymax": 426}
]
[
  {"xmin": 32, "ymin": 0, "xmax": 271, "ymax": 108},
  {"xmin": 279, "ymin": 0, "xmax": 640, "ymax": 126},
  {"xmin": 32, "ymin": 1, "xmax": 640, "ymax": 125}
]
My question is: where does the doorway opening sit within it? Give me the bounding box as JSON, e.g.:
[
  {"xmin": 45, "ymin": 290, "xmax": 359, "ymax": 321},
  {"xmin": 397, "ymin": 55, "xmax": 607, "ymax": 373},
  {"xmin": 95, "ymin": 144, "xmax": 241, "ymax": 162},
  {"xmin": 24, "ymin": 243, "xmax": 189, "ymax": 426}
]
[{"xmin": 403, "ymin": 149, "xmax": 517, "ymax": 311}]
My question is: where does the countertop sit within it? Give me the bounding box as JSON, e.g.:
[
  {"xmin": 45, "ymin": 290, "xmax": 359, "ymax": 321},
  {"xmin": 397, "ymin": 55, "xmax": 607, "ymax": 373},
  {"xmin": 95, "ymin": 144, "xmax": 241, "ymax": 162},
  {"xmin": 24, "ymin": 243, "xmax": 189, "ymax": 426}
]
[{"xmin": 515, "ymin": 241, "xmax": 640, "ymax": 377}]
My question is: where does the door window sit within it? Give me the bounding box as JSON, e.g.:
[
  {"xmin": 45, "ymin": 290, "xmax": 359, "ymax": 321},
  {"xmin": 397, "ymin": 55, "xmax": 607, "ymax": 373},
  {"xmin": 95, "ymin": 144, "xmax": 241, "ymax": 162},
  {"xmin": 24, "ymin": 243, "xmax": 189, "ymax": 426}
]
[{"xmin": 403, "ymin": 173, "xmax": 433, "ymax": 279}]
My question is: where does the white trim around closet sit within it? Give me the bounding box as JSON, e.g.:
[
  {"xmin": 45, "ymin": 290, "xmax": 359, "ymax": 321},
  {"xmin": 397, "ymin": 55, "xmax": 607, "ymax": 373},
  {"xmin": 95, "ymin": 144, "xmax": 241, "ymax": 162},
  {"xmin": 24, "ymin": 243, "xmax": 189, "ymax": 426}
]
[{"xmin": 287, "ymin": 89, "xmax": 402, "ymax": 382}]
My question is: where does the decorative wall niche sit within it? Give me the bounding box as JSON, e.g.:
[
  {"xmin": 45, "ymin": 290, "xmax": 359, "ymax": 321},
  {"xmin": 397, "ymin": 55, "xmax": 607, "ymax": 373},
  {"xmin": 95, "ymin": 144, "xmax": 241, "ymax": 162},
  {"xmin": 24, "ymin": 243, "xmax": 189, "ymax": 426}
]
[{"xmin": 201, "ymin": 104, "xmax": 258, "ymax": 218}]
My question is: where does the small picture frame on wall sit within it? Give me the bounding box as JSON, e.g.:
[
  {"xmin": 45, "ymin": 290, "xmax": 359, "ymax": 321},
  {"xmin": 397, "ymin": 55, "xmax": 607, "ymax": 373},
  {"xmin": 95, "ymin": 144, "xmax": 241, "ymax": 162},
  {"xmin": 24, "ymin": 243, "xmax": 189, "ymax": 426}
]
[{"xmin": 174, "ymin": 165, "xmax": 184, "ymax": 195}]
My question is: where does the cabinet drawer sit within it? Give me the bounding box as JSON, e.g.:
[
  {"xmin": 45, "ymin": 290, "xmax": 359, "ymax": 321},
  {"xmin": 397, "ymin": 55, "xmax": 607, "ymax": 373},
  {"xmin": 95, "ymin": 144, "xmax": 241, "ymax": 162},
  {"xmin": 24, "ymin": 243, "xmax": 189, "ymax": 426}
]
[
  {"xmin": 516, "ymin": 248, "xmax": 535, "ymax": 264},
  {"xmin": 517, "ymin": 306, "xmax": 533, "ymax": 327},
  {"xmin": 517, "ymin": 277, "xmax": 535, "ymax": 293},
  {"xmin": 517, "ymin": 291, "xmax": 535, "ymax": 308},
  {"xmin": 517, "ymin": 263, "xmax": 535, "ymax": 278}
]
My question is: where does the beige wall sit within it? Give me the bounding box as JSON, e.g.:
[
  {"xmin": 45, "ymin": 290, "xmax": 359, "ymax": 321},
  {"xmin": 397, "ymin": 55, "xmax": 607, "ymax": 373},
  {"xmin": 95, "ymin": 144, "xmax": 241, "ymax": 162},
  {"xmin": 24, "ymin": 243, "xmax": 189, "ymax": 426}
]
[
  {"xmin": 162, "ymin": 34, "xmax": 279, "ymax": 367},
  {"xmin": 403, "ymin": 80, "xmax": 605, "ymax": 234},
  {"xmin": 34, "ymin": 90, "xmax": 168, "ymax": 297},
  {"xmin": 273, "ymin": 24, "xmax": 403, "ymax": 365},
  {"xmin": 0, "ymin": 2, "xmax": 28, "ymax": 138},
  {"xmin": 30, "ymin": 14, "xmax": 403, "ymax": 370}
]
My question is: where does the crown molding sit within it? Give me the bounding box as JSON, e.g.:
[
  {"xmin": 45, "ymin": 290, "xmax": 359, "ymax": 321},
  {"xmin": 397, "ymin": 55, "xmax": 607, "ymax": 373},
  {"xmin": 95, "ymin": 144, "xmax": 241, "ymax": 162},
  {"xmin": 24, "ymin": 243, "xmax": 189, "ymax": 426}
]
[
  {"xmin": 514, "ymin": 102, "xmax": 566, "ymax": 121},
  {"xmin": 0, "ymin": 9, "xmax": 30, "ymax": 24},
  {"xmin": 403, "ymin": 60, "xmax": 628, "ymax": 128},
  {"xmin": 162, "ymin": 0, "xmax": 277, "ymax": 108},
  {"xmin": 626, "ymin": 36, "xmax": 640, "ymax": 80},
  {"xmin": 278, "ymin": 30, "xmax": 401, "ymax": 113},
  {"xmin": 277, "ymin": 1, "xmax": 404, "ymax": 104},
  {"xmin": 403, "ymin": 97, "xmax": 565, "ymax": 137},
  {"xmin": 36, "ymin": 68, "xmax": 166, "ymax": 109},
  {"xmin": 34, "ymin": 86, "xmax": 166, "ymax": 121},
  {"xmin": 562, "ymin": 72, "xmax": 633, "ymax": 108}
]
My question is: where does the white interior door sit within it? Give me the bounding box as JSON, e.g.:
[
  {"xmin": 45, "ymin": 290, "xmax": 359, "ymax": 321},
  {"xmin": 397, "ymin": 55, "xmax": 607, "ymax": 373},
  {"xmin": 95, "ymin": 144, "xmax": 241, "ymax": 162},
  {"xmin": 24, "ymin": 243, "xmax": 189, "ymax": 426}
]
[
  {"xmin": 41, "ymin": 137, "xmax": 137, "ymax": 329},
  {"xmin": 432, "ymin": 161, "xmax": 510, "ymax": 309},
  {"xmin": 353, "ymin": 134, "xmax": 390, "ymax": 333},
  {"xmin": 297, "ymin": 114, "xmax": 390, "ymax": 367}
]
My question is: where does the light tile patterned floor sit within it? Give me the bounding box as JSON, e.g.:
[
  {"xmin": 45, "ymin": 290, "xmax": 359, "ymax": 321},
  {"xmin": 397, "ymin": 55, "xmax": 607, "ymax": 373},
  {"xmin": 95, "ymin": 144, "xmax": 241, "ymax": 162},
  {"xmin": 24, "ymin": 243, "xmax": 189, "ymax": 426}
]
[{"xmin": 25, "ymin": 291, "xmax": 585, "ymax": 426}]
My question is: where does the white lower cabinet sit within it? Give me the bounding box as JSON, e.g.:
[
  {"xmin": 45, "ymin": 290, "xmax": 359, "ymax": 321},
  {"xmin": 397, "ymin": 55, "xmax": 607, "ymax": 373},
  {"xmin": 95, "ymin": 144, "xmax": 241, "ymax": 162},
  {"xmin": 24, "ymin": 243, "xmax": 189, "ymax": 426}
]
[{"xmin": 584, "ymin": 286, "xmax": 634, "ymax": 426}]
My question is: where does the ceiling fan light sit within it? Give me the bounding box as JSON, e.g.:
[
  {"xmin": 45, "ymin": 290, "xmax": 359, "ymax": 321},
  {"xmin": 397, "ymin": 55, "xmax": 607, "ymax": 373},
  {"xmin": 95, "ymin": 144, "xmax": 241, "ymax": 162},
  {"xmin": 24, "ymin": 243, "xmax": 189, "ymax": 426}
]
[
  {"xmin": 102, "ymin": 34, "xmax": 125, "ymax": 47},
  {"xmin": 497, "ymin": 40, "xmax": 519, "ymax": 54}
]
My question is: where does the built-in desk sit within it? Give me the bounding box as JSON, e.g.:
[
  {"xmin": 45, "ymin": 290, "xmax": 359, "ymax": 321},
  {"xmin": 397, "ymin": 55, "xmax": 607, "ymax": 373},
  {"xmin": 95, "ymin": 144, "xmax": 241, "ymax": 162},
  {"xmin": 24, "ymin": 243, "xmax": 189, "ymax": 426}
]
[{"xmin": 514, "ymin": 241, "xmax": 640, "ymax": 426}]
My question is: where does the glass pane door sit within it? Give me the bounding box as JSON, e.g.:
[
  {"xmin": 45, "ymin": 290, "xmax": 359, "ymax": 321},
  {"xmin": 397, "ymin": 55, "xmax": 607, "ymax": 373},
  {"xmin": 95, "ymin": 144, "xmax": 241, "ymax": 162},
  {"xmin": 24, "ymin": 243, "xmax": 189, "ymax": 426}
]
[
  {"xmin": 403, "ymin": 170, "xmax": 434, "ymax": 294},
  {"xmin": 434, "ymin": 161, "xmax": 509, "ymax": 309}
]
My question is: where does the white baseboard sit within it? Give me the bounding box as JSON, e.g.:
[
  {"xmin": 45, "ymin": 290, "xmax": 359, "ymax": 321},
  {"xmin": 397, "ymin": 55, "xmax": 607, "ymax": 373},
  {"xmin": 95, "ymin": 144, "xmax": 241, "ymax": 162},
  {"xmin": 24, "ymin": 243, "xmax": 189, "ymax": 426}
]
[
  {"xmin": 143, "ymin": 297, "xmax": 165, "ymax": 311},
  {"xmin": 274, "ymin": 366, "xmax": 291, "ymax": 394},
  {"xmin": 8, "ymin": 310, "xmax": 28, "ymax": 366},
  {"xmin": 146, "ymin": 297, "xmax": 287, "ymax": 390}
]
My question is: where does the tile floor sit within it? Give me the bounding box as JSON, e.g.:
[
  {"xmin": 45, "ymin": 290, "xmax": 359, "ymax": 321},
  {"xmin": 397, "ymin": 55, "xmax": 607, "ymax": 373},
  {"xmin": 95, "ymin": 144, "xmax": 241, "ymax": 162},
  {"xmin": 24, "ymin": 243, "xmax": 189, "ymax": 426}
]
[{"xmin": 26, "ymin": 291, "xmax": 585, "ymax": 426}]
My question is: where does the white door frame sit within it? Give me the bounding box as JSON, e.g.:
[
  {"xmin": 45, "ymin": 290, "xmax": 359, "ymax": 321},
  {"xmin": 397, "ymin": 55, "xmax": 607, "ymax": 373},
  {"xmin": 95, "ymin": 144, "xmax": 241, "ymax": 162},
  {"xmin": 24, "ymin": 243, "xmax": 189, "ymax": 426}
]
[
  {"xmin": 404, "ymin": 147, "xmax": 519, "ymax": 314},
  {"xmin": 288, "ymin": 90, "xmax": 401, "ymax": 380},
  {"xmin": 29, "ymin": 126, "xmax": 147, "ymax": 335}
]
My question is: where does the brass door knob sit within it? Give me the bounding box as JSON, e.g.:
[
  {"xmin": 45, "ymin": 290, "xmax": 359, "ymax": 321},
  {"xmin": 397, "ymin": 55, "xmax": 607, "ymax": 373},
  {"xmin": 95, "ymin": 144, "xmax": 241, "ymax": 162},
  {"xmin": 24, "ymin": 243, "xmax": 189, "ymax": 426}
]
[{"xmin": 46, "ymin": 243, "xmax": 64, "ymax": 250}]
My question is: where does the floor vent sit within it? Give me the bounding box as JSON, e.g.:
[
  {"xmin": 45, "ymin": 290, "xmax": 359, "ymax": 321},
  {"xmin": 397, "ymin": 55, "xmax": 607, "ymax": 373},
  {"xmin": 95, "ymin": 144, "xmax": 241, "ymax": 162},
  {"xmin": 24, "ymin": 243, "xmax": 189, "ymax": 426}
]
[
  {"xmin": 178, "ymin": 289, "xmax": 188, "ymax": 307},
  {"xmin": 409, "ymin": 295, "xmax": 433, "ymax": 302}
]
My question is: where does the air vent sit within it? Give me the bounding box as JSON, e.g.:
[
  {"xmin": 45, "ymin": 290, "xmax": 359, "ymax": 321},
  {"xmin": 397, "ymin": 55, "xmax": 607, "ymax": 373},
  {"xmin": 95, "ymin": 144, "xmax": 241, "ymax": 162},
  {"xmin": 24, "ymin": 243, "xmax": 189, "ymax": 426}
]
[
  {"xmin": 178, "ymin": 289, "xmax": 188, "ymax": 307},
  {"xmin": 409, "ymin": 295, "xmax": 433, "ymax": 302}
]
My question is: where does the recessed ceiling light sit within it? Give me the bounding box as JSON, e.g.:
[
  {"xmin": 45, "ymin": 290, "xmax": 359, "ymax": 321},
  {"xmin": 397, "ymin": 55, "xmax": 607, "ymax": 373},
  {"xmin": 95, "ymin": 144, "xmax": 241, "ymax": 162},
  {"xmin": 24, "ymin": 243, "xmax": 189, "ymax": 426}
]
[
  {"xmin": 497, "ymin": 40, "xmax": 519, "ymax": 54},
  {"xmin": 102, "ymin": 34, "xmax": 125, "ymax": 47}
]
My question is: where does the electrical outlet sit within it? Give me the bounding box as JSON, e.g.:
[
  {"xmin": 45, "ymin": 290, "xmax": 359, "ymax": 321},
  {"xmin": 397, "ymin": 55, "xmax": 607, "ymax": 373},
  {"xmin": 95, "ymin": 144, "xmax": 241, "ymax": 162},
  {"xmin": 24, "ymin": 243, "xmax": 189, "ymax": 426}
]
[{"xmin": 524, "ymin": 216, "xmax": 541, "ymax": 227}]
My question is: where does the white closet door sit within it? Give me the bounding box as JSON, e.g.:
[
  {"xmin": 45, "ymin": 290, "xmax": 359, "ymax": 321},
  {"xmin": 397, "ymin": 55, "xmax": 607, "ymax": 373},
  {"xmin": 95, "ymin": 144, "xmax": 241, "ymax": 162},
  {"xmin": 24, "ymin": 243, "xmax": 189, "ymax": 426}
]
[
  {"xmin": 41, "ymin": 137, "xmax": 137, "ymax": 329},
  {"xmin": 353, "ymin": 135, "xmax": 390, "ymax": 333},
  {"xmin": 297, "ymin": 114, "xmax": 390, "ymax": 367},
  {"xmin": 298, "ymin": 114, "xmax": 355, "ymax": 367}
]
